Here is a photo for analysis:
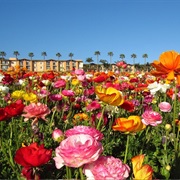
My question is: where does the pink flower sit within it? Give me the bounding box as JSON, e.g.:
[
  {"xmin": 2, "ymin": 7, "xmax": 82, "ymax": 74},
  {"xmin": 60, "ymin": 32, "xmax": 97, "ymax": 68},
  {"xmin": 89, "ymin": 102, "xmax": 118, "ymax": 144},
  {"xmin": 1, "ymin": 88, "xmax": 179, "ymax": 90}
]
[
  {"xmin": 83, "ymin": 156, "xmax": 130, "ymax": 180},
  {"xmin": 49, "ymin": 94, "xmax": 63, "ymax": 101},
  {"xmin": 142, "ymin": 110, "xmax": 162, "ymax": 126},
  {"xmin": 86, "ymin": 100, "xmax": 101, "ymax": 111},
  {"xmin": 77, "ymin": 75, "xmax": 86, "ymax": 82},
  {"xmin": 22, "ymin": 103, "xmax": 51, "ymax": 122},
  {"xmin": 53, "ymin": 134, "xmax": 103, "ymax": 168},
  {"xmin": 65, "ymin": 125, "xmax": 104, "ymax": 141},
  {"xmin": 75, "ymin": 69, "xmax": 85, "ymax": 75},
  {"xmin": 62, "ymin": 89, "xmax": 75, "ymax": 97},
  {"xmin": 53, "ymin": 79, "xmax": 66, "ymax": 88},
  {"xmin": 158, "ymin": 102, "xmax": 172, "ymax": 112}
]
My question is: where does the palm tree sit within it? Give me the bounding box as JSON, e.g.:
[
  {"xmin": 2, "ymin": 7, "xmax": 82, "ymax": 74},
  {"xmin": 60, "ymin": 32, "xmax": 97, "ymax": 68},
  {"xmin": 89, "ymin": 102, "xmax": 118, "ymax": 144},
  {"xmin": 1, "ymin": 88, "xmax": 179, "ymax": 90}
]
[
  {"xmin": 56, "ymin": 53, "xmax": 62, "ymax": 60},
  {"xmin": 41, "ymin": 52, "xmax": 47, "ymax": 60},
  {"xmin": 94, "ymin": 51, "xmax": 100, "ymax": 71},
  {"xmin": 131, "ymin": 53, "xmax": 137, "ymax": 65},
  {"xmin": 0, "ymin": 51, "xmax": 6, "ymax": 59},
  {"xmin": 120, "ymin": 54, "xmax": 125, "ymax": 61},
  {"xmin": 86, "ymin": 57, "xmax": 93, "ymax": 69},
  {"xmin": 142, "ymin": 53, "xmax": 148, "ymax": 64},
  {"xmin": 13, "ymin": 51, "xmax": 20, "ymax": 59},
  {"xmin": 28, "ymin": 52, "xmax": 34, "ymax": 60},
  {"xmin": 108, "ymin": 52, "xmax": 114, "ymax": 69},
  {"xmin": 69, "ymin": 53, "xmax": 74, "ymax": 60},
  {"xmin": 100, "ymin": 59, "xmax": 108, "ymax": 71}
]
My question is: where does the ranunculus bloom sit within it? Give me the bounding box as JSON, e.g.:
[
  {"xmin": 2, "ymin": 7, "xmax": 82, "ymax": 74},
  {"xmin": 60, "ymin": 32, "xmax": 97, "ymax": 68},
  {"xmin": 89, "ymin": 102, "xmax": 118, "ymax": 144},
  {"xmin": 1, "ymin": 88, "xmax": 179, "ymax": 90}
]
[
  {"xmin": 131, "ymin": 154, "xmax": 153, "ymax": 180},
  {"xmin": 23, "ymin": 92, "xmax": 38, "ymax": 103},
  {"xmin": 4, "ymin": 100, "xmax": 25, "ymax": 118},
  {"xmin": 65, "ymin": 125, "xmax": 103, "ymax": 141},
  {"xmin": 142, "ymin": 110, "xmax": 162, "ymax": 126},
  {"xmin": 22, "ymin": 102, "xmax": 51, "ymax": 122},
  {"xmin": 14, "ymin": 142, "xmax": 52, "ymax": 167},
  {"xmin": 49, "ymin": 94, "xmax": 63, "ymax": 101},
  {"xmin": 61, "ymin": 89, "xmax": 75, "ymax": 97},
  {"xmin": 95, "ymin": 86, "xmax": 124, "ymax": 106},
  {"xmin": 86, "ymin": 100, "xmax": 101, "ymax": 111},
  {"xmin": 150, "ymin": 50, "xmax": 180, "ymax": 84},
  {"xmin": 112, "ymin": 115, "xmax": 146, "ymax": 134},
  {"xmin": 75, "ymin": 69, "xmax": 85, "ymax": 75},
  {"xmin": 0, "ymin": 108, "xmax": 9, "ymax": 121},
  {"xmin": 83, "ymin": 156, "xmax": 130, "ymax": 180},
  {"xmin": 53, "ymin": 134, "xmax": 103, "ymax": 168},
  {"xmin": 158, "ymin": 102, "xmax": 172, "ymax": 112},
  {"xmin": 53, "ymin": 79, "xmax": 66, "ymax": 88}
]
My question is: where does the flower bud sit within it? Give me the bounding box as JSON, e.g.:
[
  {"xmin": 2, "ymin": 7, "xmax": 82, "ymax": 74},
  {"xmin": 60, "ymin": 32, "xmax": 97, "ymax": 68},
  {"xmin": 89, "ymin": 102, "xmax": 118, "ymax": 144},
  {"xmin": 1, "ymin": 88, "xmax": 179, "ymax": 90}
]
[
  {"xmin": 52, "ymin": 128, "xmax": 64, "ymax": 142},
  {"xmin": 166, "ymin": 165, "xmax": 171, "ymax": 171},
  {"xmin": 165, "ymin": 124, "xmax": 172, "ymax": 132}
]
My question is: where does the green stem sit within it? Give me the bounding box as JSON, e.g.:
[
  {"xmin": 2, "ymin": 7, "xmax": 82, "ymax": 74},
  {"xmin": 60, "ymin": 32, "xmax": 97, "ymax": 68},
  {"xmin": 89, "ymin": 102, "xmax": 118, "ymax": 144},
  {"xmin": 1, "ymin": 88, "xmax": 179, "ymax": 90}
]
[
  {"xmin": 124, "ymin": 135, "xmax": 130, "ymax": 164},
  {"xmin": 79, "ymin": 166, "xmax": 85, "ymax": 180},
  {"xmin": 96, "ymin": 106, "xmax": 105, "ymax": 130},
  {"xmin": 173, "ymin": 84, "xmax": 177, "ymax": 152}
]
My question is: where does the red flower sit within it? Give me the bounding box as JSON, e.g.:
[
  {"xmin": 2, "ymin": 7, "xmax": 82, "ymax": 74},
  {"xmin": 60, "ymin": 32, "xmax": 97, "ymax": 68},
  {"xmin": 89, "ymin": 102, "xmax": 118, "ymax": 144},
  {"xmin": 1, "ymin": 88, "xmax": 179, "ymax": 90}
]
[
  {"xmin": 42, "ymin": 71, "xmax": 55, "ymax": 80},
  {"xmin": 2, "ymin": 74, "xmax": 14, "ymax": 85},
  {"xmin": 14, "ymin": 142, "xmax": 52, "ymax": 167},
  {"xmin": 120, "ymin": 100, "xmax": 135, "ymax": 112},
  {"xmin": 4, "ymin": 100, "xmax": 25, "ymax": 118},
  {"xmin": 0, "ymin": 108, "xmax": 9, "ymax": 121}
]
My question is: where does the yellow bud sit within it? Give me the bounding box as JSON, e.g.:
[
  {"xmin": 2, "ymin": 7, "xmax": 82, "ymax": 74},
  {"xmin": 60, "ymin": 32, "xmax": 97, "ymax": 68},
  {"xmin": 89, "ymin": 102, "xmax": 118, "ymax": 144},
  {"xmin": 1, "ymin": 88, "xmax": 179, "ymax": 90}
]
[
  {"xmin": 166, "ymin": 165, "xmax": 171, "ymax": 171},
  {"xmin": 165, "ymin": 124, "xmax": 172, "ymax": 132}
]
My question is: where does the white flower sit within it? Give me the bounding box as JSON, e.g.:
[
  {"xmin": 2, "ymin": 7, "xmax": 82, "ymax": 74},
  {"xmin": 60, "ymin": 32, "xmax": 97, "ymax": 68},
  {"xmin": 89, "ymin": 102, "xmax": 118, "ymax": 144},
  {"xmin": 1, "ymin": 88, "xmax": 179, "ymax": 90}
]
[
  {"xmin": 0, "ymin": 74, "xmax": 4, "ymax": 83},
  {"xmin": 148, "ymin": 82, "xmax": 170, "ymax": 95},
  {"xmin": 0, "ymin": 85, "xmax": 9, "ymax": 94},
  {"xmin": 42, "ymin": 80, "xmax": 51, "ymax": 86}
]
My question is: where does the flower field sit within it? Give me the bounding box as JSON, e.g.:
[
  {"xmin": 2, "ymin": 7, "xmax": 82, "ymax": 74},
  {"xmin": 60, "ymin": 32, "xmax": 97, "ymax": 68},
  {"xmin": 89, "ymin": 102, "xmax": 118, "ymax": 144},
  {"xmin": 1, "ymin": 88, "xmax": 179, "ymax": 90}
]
[{"xmin": 0, "ymin": 50, "xmax": 180, "ymax": 179}]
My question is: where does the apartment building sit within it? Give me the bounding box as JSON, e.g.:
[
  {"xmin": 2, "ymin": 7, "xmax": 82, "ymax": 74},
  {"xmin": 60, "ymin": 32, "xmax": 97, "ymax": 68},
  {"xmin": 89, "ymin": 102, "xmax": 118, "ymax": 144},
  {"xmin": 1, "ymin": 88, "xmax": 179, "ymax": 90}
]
[{"xmin": 0, "ymin": 58, "xmax": 83, "ymax": 72}]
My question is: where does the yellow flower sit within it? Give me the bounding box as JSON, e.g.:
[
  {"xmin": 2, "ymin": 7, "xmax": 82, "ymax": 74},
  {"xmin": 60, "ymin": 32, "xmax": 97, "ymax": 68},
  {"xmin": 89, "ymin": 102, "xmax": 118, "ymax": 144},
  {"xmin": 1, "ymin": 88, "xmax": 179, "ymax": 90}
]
[
  {"xmin": 112, "ymin": 115, "xmax": 146, "ymax": 134},
  {"xmin": 23, "ymin": 92, "xmax": 38, "ymax": 103},
  {"xmin": 71, "ymin": 78, "xmax": 80, "ymax": 86},
  {"xmin": 95, "ymin": 86, "xmax": 124, "ymax": 106},
  {"xmin": 11, "ymin": 90, "xmax": 25, "ymax": 99},
  {"xmin": 131, "ymin": 154, "xmax": 153, "ymax": 180}
]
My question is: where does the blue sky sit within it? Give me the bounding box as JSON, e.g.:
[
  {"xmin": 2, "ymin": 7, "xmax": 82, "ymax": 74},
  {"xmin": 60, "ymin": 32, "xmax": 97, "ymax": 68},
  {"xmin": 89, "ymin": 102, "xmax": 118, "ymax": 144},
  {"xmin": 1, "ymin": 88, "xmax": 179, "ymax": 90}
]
[{"xmin": 1, "ymin": 0, "xmax": 180, "ymax": 65}]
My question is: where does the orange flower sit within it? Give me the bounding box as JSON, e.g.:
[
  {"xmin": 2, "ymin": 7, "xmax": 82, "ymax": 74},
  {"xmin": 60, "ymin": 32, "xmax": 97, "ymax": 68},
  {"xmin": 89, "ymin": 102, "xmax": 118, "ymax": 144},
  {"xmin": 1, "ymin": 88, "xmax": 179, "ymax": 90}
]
[
  {"xmin": 151, "ymin": 50, "xmax": 180, "ymax": 84},
  {"xmin": 131, "ymin": 154, "xmax": 153, "ymax": 180},
  {"xmin": 95, "ymin": 86, "xmax": 124, "ymax": 106},
  {"xmin": 112, "ymin": 116, "xmax": 146, "ymax": 134}
]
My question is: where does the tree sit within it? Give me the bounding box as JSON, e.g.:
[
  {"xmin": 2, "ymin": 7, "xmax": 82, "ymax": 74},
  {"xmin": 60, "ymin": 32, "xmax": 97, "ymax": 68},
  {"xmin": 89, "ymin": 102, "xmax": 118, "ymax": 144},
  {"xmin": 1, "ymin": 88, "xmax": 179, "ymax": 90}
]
[
  {"xmin": 94, "ymin": 51, "xmax": 100, "ymax": 71},
  {"xmin": 108, "ymin": 52, "xmax": 114, "ymax": 69},
  {"xmin": 86, "ymin": 57, "xmax": 93, "ymax": 69},
  {"xmin": 28, "ymin": 52, "xmax": 34, "ymax": 60},
  {"xmin": 0, "ymin": 51, "xmax": 6, "ymax": 59},
  {"xmin": 120, "ymin": 54, "xmax": 125, "ymax": 61},
  {"xmin": 41, "ymin": 52, "xmax": 47, "ymax": 60},
  {"xmin": 142, "ymin": 53, "xmax": 148, "ymax": 64},
  {"xmin": 13, "ymin": 51, "xmax": 20, "ymax": 59},
  {"xmin": 56, "ymin": 53, "xmax": 62, "ymax": 60},
  {"xmin": 100, "ymin": 59, "xmax": 108, "ymax": 71},
  {"xmin": 69, "ymin": 53, "xmax": 74, "ymax": 60},
  {"xmin": 131, "ymin": 53, "xmax": 137, "ymax": 65}
]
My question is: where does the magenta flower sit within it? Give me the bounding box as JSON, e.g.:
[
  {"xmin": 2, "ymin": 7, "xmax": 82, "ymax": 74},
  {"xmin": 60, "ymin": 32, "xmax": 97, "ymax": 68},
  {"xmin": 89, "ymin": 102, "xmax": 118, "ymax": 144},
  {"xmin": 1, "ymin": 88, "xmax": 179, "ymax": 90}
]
[
  {"xmin": 49, "ymin": 94, "xmax": 63, "ymax": 101},
  {"xmin": 22, "ymin": 103, "xmax": 51, "ymax": 124},
  {"xmin": 53, "ymin": 79, "xmax": 66, "ymax": 88},
  {"xmin": 61, "ymin": 89, "xmax": 75, "ymax": 97},
  {"xmin": 53, "ymin": 134, "xmax": 103, "ymax": 168},
  {"xmin": 142, "ymin": 110, "xmax": 162, "ymax": 126},
  {"xmin": 65, "ymin": 125, "xmax": 104, "ymax": 141},
  {"xmin": 83, "ymin": 156, "xmax": 130, "ymax": 180},
  {"xmin": 158, "ymin": 102, "xmax": 172, "ymax": 112},
  {"xmin": 86, "ymin": 100, "xmax": 101, "ymax": 111}
]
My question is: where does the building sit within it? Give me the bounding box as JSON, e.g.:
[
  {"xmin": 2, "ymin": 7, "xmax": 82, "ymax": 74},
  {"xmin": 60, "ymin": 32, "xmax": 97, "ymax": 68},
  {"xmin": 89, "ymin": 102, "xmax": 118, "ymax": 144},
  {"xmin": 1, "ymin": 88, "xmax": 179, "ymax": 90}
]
[{"xmin": 0, "ymin": 58, "xmax": 83, "ymax": 72}]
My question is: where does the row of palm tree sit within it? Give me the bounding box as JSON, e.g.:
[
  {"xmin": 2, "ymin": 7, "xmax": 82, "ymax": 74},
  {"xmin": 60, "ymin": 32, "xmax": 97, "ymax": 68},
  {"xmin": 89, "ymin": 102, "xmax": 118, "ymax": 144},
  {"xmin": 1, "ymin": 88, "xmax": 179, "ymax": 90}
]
[
  {"xmin": 0, "ymin": 50, "xmax": 148, "ymax": 65},
  {"xmin": 86, "ymin": 52, "xmax": 148, "ymax": 66},
  {"xmin": 0, "ymin": 51, "xmax": 74, "ymax": 61}
]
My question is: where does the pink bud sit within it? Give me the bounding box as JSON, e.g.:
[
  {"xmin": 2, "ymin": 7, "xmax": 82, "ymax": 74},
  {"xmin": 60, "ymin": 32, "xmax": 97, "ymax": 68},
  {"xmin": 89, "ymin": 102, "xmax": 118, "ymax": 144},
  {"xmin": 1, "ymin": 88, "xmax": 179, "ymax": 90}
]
[{"xmin": 52, "ymin": 128, "xmax": 64, "ymax": 142}]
